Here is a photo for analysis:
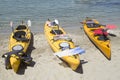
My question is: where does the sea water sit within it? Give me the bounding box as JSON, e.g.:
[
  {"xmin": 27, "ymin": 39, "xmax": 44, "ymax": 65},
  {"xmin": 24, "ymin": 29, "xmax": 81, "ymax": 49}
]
[{"xmin": 0, "ymin": 0, "xmax": 120, "ymax": 33}]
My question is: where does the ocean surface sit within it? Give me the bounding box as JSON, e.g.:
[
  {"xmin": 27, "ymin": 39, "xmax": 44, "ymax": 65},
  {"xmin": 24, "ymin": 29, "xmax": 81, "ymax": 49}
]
[{"xmin": 0, "ymin": 0, "xmax": 120, "ymax": 33}]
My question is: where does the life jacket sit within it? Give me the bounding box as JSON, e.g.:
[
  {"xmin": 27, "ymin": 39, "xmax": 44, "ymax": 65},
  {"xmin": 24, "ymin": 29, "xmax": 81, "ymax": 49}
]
[{"xmin": 94, "ymin": 28, "xmax": 108, "ymax": 36}]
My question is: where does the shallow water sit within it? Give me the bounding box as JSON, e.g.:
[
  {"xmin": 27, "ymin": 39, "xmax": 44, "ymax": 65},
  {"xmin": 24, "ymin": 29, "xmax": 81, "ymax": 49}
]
[{"xmin": 0, "ymin": 0, "xmax": 120, "ymax": 33}]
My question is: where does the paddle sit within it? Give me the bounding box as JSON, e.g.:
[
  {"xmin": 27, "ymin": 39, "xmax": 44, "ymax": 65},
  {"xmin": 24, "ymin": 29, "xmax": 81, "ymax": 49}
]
[
  {"xmin": 2, "ymin": 50, "xmax": 23, "ymax": 58},
  {"xmin": 106, "ymin": 24, "xmax": 117, "ymax": 29},
  {"xmin": 51, "ymin": 19, "xmax": 60, "ymax": 35},
  {"xmin": 54, "ymin": 47, "xmax": 85, "ymax": 57},
  {"xmin": 52, "ymin": 29, "xmax": 58, "ymax": 35},
  {"xmin": 10, "ymin": 21, "xmax": 14, "ymax": 32},
  {"xmin": 27, "ymin": 20, "xmax": 31, "ymax": 27},
  {"xmin": 54, "ymin": 19, "xmax": 59, "ymax": 30}
]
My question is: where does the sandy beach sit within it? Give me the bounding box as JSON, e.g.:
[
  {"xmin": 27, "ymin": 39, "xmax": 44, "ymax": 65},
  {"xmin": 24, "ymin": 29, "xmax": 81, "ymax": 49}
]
[{"xmin": 0, "ymin": 28, "xmax": 120, "ymax": 80}]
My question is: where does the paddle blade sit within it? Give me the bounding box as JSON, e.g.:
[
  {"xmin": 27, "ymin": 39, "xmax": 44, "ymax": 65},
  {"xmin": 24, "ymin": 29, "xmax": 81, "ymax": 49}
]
[
  {"xmin": 80, "ymin": 22, "xmax": 84, "ymax": 24},
  {"xmin": 54, "ymin": 47, "xmax": 85, "ymax": 57},
  {"xmin": 10, "ymin": 21, "xmax": 13, "ymax": 27},
  {"xmin": 106, "ymin": 24, "xmax": 117, "ymax": 29},
  {"xmin": 54, "ymin": 19, "xmax": 59, "ymax": 25},
  {"xmin": 27, "ymin": 20, "xmax": 31, "ymax": 27}
]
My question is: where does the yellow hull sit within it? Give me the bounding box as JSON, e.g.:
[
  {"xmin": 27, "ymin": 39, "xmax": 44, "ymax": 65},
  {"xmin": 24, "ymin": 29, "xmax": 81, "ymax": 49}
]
[
  {"xmin": 44, "ymin": 21, "xmax": 80, "ymax": 70},
  {"xmin": 10, "ymin": 55, "xmax": 20, "ymax": 72},
  {"xmin": 83, "ymin": 19, "xmax": 111, "ymax": 60},
  {"xmin": 8, "ymin": 25, "xmax": 31, "ymax": 72}
]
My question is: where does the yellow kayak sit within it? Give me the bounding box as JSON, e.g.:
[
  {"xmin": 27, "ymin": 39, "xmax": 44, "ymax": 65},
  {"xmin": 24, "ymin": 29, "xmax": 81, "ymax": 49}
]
[
  {"xmin": 82, "ymin": 18, "xmax": 111, "ymax": 60},
  {"xmin": 2, "ymin": 24, "xmax": 32, "ymax": 73},
  {"xmin": 44, "ymin": 19, "xmax": 81, "ymax": 70}
]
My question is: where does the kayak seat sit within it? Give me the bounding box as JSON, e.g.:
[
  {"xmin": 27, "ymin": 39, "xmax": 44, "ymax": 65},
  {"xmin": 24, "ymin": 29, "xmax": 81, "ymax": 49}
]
[
  {"xmin": 50, "ymin": 30, "xmax": 63, "ymax": 35},
  {"xmin": 87, "ymin": 23, "xmax": 101, "ymax": 28},
  {"xmin": 98, "ymin": 35, "xmax": 109, "ymax": 41},
  {"xmin": 16, "ymin": 25, "xmax": 27, "ymax": 30},
  {"xmin": 13, "ymin": 31, "xmax": 29, "ymax": 42}
]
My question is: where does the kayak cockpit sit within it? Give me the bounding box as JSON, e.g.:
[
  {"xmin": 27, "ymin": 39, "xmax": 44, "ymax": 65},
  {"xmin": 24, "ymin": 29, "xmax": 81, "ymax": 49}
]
[
  {"xmin": 16, "ymin": 25, "xmax": 27, "ymax": 30},
  {"xmin": 50, "ymin": 29, "xmax": 63, "ymax": 35},
  {"xmin": 13, "ymin": 31, "xmax": 29, "ymax": 42}
]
